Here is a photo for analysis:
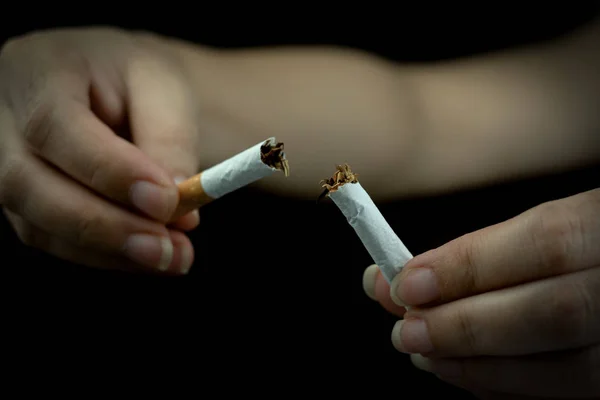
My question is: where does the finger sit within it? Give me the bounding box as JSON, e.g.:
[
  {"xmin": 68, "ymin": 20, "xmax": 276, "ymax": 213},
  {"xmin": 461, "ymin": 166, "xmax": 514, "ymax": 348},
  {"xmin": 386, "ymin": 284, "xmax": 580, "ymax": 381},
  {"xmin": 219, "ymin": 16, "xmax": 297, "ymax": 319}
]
[
  {"xmin": 126, "ymin": 45, "xmax": 201, "ymax": 228},
  {"xmin": 0, "ymin": 151, "xmax": 174, "ymax": 272},
  {"xmin": 411, "ymin": 344, "xmax": 600, "ymax": 398},
  {"xmin": 167, "ymin": 229, "xmax": 194, "ymax": 275},
  {"xmin": 4, "ymin": 208, "xmax": 140, "ymax": 271},
  {"xmin": 171, "ymin": 210, "xmax": 200, "ymax": 231},
  {"xmin": 362, "ymin": 264, "xmax": 406, "ymax": 318},
  {"xmin": 5, "ymin": 209, "xmax": 193, "ymax": 274},
  {"xmin": 391, "ymin": 189, "xmax": 600, "ymax": 307},
  {"xmin": 19, "ymin": 95, "xmax": 181, "ymax": 222},
  {"xmin": 390, "ymin": 268, "xmax": 600, "ymax": 357}
]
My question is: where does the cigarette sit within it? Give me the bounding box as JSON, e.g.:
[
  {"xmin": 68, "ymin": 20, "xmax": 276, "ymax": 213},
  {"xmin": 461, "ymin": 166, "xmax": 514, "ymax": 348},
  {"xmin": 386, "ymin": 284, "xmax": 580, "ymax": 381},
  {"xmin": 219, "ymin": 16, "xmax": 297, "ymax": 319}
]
[
  {"xmin": 170, "ymin": 137, "xmax": 289, "ymax": 221},
  {"xmin": 319, "ymin": 163, "xmax": 412, "ymax": 284}
]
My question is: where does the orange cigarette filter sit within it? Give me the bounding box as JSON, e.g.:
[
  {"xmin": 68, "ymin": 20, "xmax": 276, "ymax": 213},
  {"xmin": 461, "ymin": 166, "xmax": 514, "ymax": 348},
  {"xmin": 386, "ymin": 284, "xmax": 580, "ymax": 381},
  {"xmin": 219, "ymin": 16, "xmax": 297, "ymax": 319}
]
[{"xmin": 169, "ymin": 137, "xmax": 289, "ymax": 221}]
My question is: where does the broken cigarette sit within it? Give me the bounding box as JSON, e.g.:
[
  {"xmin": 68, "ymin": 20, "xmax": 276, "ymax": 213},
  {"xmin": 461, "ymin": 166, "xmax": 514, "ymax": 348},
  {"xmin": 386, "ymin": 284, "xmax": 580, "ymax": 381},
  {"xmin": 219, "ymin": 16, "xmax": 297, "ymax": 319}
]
[
  {"xmin": 170, "ymin": 137, "xmax": 289, "ymax": 221},
  {"xmin": 319, "ymin": 163, "xmax": 412, "ymax": 283}
]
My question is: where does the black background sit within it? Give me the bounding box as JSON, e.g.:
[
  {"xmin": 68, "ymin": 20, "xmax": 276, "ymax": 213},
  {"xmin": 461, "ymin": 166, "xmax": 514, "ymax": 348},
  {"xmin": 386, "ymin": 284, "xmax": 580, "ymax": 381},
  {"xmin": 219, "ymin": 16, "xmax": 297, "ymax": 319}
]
[{"xmin": 1, "ymin": 4, "xmax": 599, "ymax": 395}]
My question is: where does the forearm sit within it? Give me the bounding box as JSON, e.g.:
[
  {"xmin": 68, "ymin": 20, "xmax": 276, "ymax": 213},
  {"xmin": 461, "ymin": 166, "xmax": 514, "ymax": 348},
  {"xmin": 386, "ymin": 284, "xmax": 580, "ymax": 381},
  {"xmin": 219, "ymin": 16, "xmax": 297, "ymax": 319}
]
[
  {"xmin": 175, "ymin": 44, "xmax": 418, "ymax": 200},
  {"xmin": 172, "ymin": 19, "xmax": 600, "ymax": 200},
  {"xmin": 408, "ymin": 18, "xmax": 600, "ymax": 192}
]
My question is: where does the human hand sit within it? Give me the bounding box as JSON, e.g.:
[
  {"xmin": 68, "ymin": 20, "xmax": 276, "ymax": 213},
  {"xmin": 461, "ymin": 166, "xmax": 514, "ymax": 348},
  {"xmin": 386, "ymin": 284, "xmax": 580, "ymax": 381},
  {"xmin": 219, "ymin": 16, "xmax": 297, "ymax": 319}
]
[
  {"xmin": 0, "ymin": 27, "xmax": 203, "ymax": 273},
  {"xmin": 363, "ymin": 189, "xmax": 600, "ymax": 399}
]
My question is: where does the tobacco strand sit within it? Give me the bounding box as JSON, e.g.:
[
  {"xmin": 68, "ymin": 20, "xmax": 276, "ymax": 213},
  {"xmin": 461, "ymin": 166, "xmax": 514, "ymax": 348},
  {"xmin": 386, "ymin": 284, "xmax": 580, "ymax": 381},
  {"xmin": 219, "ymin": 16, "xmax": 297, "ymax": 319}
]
[
  {"xmin": 260, "ymin": 140, "xmax": 290, "ymax": 176},
  {"xmin": 316, "ymin": 163, "xmax": 359, "ymax": 203}
]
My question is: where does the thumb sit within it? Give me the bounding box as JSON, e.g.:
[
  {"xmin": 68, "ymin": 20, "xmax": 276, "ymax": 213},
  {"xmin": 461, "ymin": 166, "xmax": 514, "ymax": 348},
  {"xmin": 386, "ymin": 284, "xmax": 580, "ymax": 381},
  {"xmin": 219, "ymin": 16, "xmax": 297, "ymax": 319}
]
[{"xmin": 126, "ymin": 52, "xmax": 201, "ymax": 230}]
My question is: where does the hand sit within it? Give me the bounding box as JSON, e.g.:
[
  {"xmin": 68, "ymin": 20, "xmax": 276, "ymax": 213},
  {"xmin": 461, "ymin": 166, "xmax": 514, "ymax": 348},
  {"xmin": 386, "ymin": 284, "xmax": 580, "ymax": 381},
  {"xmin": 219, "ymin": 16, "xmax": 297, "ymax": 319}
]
[
  {"xmin": 0, "ymin": 27, "xmax": 202, "ymax": 273},
  {"xmin": 363, "ymin": 189, "xmax": 600, "ymax": 399}
]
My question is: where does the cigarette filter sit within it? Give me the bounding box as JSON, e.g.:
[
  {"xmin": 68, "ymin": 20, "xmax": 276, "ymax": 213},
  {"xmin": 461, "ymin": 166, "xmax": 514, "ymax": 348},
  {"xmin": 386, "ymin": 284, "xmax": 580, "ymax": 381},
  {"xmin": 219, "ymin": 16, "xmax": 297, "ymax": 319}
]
[
  {"xmin": 320, "ymin": 164, "xmax": 412, "ymax": 283},
  {"xmin": 170, "ymin": 137, "xmax": 289, "ymax": 221}
]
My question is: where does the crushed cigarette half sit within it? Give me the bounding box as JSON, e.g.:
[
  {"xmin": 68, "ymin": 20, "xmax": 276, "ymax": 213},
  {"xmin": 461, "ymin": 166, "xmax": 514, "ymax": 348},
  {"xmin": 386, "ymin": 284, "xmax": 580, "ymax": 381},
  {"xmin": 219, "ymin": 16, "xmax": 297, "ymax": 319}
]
[
  {"xmin": 170, "ymin": 137, "xmax": 289, "ymax": 221},
  {"xmin": 319, "ymin": 163, "xmax": 413, "ymax": 283},
  {"xmin": 317, "ymin": 163, "xmax": 358, "ymax": 202},
  {"xmin": 261, "ymin": 140, "xmax": 290, "ymax": 177}
]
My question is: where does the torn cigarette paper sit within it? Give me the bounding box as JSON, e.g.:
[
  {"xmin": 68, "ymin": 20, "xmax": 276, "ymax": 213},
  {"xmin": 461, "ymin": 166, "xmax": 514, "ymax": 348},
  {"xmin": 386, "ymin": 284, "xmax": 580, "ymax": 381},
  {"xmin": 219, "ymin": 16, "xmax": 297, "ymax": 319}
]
[
  {"xmin": 202, "ymin": 137, "xmax": 287, "ymax": 198},
  {"xmin": 325, "ymin": 167, "xmax": 412, "ymax": 283},
  {"xmin": 171, "ymin": 137, "xmax": 288, "ymax": 221}
]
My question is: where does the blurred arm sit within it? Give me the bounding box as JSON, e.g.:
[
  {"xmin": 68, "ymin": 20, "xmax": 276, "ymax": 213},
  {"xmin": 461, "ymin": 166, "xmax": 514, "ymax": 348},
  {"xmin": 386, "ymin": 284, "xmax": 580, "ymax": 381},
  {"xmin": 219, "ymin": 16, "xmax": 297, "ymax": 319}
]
[{"xmin": 173, "ymin": 17, "xmax": 600, "ymax": 200}]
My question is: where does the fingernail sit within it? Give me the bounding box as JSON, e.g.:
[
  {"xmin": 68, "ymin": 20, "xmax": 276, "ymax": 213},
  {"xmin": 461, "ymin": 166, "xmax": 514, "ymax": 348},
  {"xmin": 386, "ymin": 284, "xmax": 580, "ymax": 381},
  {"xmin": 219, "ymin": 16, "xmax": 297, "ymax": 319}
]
[
  {"xmin": 390, "ymin": 274, "xmax": 405, "ymax": 306},
  {"xmin": 180, "ymin": 242, "xmax": 193, "ymax": 274},
  {"xmin": 410, "ymin": 353, "xmax": 433, "ymax": 372},
  {"xmin": 396, "ymin": 268, "xmax": 439, "ymax": 306},
  {"xmin": 191, "ymin": 209, "xmax": 200, "ymax": 223},
  {"xmin": 391, "ymin": 318, "xmax": 434, "ymax": 354},
  {"xmin": 123, "ymin": 234, "xmax": 173, "ymax": 271},
  {"xmin": 130, "ymin": 181, "xmax": 177, "ymax": 221},
  {"xmin": 187, "ymin": 209, "xmax": 201, "ymax": 229},
  {"xmin": 362, "ymin": 264, "xmax": 379, "ymax": 300}
]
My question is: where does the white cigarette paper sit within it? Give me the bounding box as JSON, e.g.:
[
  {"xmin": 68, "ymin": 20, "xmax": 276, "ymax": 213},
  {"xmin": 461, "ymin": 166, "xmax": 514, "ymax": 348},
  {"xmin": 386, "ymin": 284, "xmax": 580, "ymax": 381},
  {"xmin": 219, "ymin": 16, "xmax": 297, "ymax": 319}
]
[
  {"xmin": 201, "ymin": 137, "xmax": 286, "ymax": 199},
  {"xmin": 171, "ymin": 137, "xmax": 289, "ymax": 221},
  {"xmin": 324, "ymin": 166, "xmax": 412, "ymax": 283}
]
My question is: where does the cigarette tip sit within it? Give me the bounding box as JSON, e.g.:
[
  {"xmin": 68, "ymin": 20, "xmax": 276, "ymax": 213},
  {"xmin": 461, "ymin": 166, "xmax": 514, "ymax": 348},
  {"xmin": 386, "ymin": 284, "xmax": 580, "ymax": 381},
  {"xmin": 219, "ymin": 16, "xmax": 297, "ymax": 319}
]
[
  {"xmin": 260, "ymin": 137, "xmax": 290, "ymax": 177},
  {"xmin": 316, "ymin": 163, "xmax": 358, "ymax": 202}
]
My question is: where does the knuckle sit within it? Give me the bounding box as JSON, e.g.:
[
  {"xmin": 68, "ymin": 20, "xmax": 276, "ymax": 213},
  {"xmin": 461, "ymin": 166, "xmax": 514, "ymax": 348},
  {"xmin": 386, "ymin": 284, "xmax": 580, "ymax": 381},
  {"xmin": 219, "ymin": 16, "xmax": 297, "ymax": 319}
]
[
  {"xmin": 454, "ymin": 304, "xmax": 480, "ymax": 354},
  {"xmin": 545, "ymin": 280, "xmax": 594, "ymax": 345},
  {"xmin": 529, "ymin": 202, "xmax": 581, "ymax": 275},
  {"xmin": 80, "ymin": 148, "xmax": 122, "ymax": 200},
  {"xmin": 22, "ymin": 97, "xmax": 57, "ymax": 154},
  {"xmin": 74, "ymin": 210, "xmax": 104, "ymax": 248},
  {"xmin": 87, "ymin": 159, "xmax": 103, "ymax": 191},
  {"xmin": 84, "ymin": 149, "xmax": 107, "ymax": 191},
  {"xmin": 448, "ymin": 234, "xmax": 482, "ymax": 296}
]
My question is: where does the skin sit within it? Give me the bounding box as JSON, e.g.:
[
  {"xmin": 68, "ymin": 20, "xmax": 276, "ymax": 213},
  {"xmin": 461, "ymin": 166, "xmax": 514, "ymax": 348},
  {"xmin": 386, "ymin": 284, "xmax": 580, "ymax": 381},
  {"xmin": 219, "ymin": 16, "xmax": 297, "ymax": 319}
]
[
  {"xmin": 0, "ymin": 16, "xmax": 599, "ymax": 397},
  {"xmin": 0, "ymin": 29, "xmax": 201, "ymax": 274},
  {"xmin": 173, "ymin": 17, "xmax": 600, "ymax": 199},
  {"xmin": 364, "ymin": 188, "xmax": 600, "ymax": 399}
]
